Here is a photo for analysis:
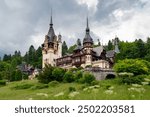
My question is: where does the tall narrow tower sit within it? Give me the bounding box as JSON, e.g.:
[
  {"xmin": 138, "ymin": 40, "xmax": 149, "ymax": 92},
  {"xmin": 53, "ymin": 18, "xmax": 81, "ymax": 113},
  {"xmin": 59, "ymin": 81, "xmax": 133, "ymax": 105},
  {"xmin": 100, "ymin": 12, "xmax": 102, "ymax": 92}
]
[
  {"xmin": 83, "ymin": 17, "xmax": 93, "ymax": 66},
  {"xmin": 42, "ymin": 13, "xmax": 62, "ymax": 68}
]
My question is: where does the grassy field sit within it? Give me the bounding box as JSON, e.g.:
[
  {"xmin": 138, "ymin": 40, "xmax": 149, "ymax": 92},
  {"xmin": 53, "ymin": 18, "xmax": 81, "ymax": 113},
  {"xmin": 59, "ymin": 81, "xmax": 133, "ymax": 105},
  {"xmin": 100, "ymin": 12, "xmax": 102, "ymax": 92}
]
[{"xmin": 0, "ymin": 78, "xmax": 150, "ymax": 100}]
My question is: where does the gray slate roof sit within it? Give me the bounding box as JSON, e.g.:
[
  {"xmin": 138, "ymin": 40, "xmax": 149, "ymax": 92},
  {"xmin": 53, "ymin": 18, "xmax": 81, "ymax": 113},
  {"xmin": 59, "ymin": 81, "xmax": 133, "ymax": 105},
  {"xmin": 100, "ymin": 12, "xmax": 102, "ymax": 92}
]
[
  {"xmin": 106, "ymin": 50, "xmax": 115, "ymax": 58},
  {"xmin": 93, "ymin": 46, "xmax": 104, "ymax": 56}
]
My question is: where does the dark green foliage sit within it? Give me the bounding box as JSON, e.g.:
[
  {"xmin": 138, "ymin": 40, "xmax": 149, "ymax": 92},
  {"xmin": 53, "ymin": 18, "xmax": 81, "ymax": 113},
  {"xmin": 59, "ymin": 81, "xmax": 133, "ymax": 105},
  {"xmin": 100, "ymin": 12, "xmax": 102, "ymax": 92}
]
[
  {"xmin": 0, "ymin": 80, "xmax": 6, "ymax": 86},
  {"xmin": 74, "ymin": 70, "xmax": 83, "ymax": 82},
  {"xmin": 48, "ymin": 81, "xmax": 59, "ymax": 87},
  {"xmin": 105, "ymin": 74, "xmax": 116, "ymax": 79},
  {"xmin": 0, "ymin": 73, "xmax": 2, "ymax": 80},
  {"xmin": 62, "ymin": 41, "xmax": 68, "ymax": 56},
  {"xmin": 91, "ymin": 80, "xmax": 99, "ymax": 86},
  {"xmin": 79, "ymin": 72, "xmax": 95, "ymax": 84},
  {"xmin": 37, "ymin": 64, "xmax": 54, "ymax": 84},
  {"xmin": 120, "ymin": 75, "xmax": 145, "ymax": 85},
  {"xmin": 107, "ymin": 40, "xmax": 113, "ymax": 50},
  {"xmin": 114, "ymin": 59, "xmax": 150, "ymax": 75},
  {"xmin": 23, "ymin": 46, "xmax": 42, "ymax": 68},
  {"xmin": 31, "ymin": 84, "xmax": 48, "ymax": 90},
  {"xmin": 68, "ymin": 87, "xmax": 76, "ymax": 92},
  {"xmin": 68, "ymin": 44, "xmax": 77, "ymax": 54},
  {"xmin": 3, "ymin": 54, "xmax": 11, "ymax": 62},
  {"xmin": 63, "ymin": 71, "xmax": 74, "ymax": 83},
  {"xmin": 15, "ymin": 70, "xmax": 22, "ymax": 81},
  {"xmin": 52, "ymin": 67, "xmax": 65, "ymax": 82},
  {"xmin": 22, "ymin": 74, "xmax": 28, "ymax": 80}
]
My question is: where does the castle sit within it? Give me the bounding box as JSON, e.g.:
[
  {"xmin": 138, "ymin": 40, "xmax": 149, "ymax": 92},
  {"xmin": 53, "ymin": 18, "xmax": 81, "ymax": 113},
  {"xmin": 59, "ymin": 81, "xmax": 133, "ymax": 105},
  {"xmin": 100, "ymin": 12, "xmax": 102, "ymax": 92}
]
[{"xmin": 42, "ymin": 15, "xmax": 119, "ymax": 69}]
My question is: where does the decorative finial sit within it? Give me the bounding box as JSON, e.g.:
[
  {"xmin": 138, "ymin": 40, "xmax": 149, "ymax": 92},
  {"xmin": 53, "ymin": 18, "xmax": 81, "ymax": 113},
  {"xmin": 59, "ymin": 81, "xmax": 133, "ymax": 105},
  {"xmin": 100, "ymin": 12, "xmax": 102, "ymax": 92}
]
[
  {"xmin": 86, "ymin": 16, "xmax": 90, "ymax": 32},
  {"xmin": 50, "ymin": 8, "xmax": 53, "ymax": 27}
]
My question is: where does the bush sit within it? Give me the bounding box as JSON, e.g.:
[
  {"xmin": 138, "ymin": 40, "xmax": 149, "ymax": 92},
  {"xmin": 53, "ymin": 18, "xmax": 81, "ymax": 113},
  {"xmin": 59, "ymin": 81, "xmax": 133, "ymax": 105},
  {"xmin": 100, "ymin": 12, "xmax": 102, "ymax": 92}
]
[
  {"xmin": 37, "ymin": 64, "xmax": 54, "ymax": 84},
  {"xmin": 0, "ymin": 80, "xmax": 6, "ymax": 86},
  {"xmin": 79, "ymin": 72, "xmax": 95, "ymax": 84},
  {"xmin": 48, "ymin": 81, "xmax": 59, "ymax": 87},
  {"xmin": 114, "ymin": 59, "xmax": 150, "ymax": 76},
  {"xmin": 68, "ymin": 87, "xmax": 76, "ymax": 92},
  {"xmin": 52, "ymin": 67, "xmax": 65, "ymax": 82},
  {"xmin": 22, "ymin": 74, "xmax": 28, "ymax": 80},
  {"xmin": 63, "ymin": 71, "xmax": 74, "ymax": 83},
  {"xmin": 31, "ymin": 84, "xmax": 48, "ymax": 90},
  {"xmin": 91, "ymin": 80, "xmax": 99, "ymax": 86},
  {"xmin": 74, "ymin": 71, "xmax": 83, "ymax": 82},
  {"xmin": 121, "ymin": 75, "xmax": 145, "ymax": 85}
]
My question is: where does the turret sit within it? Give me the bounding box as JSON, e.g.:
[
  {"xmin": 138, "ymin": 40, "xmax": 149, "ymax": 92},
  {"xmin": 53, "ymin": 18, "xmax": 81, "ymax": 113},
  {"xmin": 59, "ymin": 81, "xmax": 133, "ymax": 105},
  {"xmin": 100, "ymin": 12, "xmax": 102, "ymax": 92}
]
[
  {"xmin": 83, "ymin": 17, "xmax": 93, "ymax": 48},
  {"xmin": 58, "ymin": 33, "xmax": 62, "ymax": 57},
  {"xmin": 83, "ymin": 17, "xmax": 93, "ymax": 66}
]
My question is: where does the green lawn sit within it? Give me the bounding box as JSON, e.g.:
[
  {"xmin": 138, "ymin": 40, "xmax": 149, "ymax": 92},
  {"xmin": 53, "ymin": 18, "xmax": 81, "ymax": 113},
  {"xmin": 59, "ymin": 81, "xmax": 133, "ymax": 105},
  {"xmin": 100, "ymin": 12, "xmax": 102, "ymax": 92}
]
[{"xmin": 0, "ymin": 79, "xmax": 150, "ymax": 100}]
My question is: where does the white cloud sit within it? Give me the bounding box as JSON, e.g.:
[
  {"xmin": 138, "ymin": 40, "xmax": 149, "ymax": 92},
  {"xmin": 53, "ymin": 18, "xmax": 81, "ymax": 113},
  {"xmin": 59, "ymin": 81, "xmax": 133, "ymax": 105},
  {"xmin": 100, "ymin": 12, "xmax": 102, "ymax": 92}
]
[{"xmin": 76, "ymin": 0, "xmax": 98, "ymax": 13}]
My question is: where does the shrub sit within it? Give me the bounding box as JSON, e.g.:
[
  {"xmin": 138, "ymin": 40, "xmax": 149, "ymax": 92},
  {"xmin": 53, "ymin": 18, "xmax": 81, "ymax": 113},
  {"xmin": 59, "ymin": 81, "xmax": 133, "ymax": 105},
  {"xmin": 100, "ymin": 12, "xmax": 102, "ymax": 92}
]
[
  {"xmin": 121, "ymin": 75, "xmax": 145, "ymax": 85},
  {"xmin": 0, "ymin": 80, "xmax": 6, "ymax": 86},
  {"xmin": 74, "ymin": 71, "xmax": 83, "ymax": 82},
  {"xmin": 31, "ymin": 84, "xmax": 48, "ymax": 90},
  {"xmin": 22, "ymin": 74, "xmax": 28, "ymax": 80},
  {"xmin": 63, "ymin": 71, "xmax": 74, "ymax": 83},
  {"xmin": 91, "ymin": 80, "xmax": 99, "ymax": 86},
  {"xmin": 68, "ymin": 87, "xmax": 76, "ymax": 92},
  {"xmin": 37, "ymin": 64, "xmax": 54, "ymax": 84},
  {"xmin": 80, "ymin": 72, "xmax": 95, "ymax": 84},
  {"xmin": 48, "ymin": 81, "xmax": 59, "ymax": 87},
  {"xmin": 114, "ymin": 59, "xmax": 150, "ymax": 76},
  {"xmin": 52, "ymin": 67, "xmax": 65, "ymax": 82}
]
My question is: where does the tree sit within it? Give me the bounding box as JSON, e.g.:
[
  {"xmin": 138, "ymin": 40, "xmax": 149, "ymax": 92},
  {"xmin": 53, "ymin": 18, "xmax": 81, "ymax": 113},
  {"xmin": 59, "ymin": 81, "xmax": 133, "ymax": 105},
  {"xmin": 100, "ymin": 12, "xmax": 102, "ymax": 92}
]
[
  {"xmin": 68, "ymin": 44, "xmax": 77, "ymax": 54},
  {"xmin": 107, "ymin": 40, "xmax": 113, "ymax": 50},
  {"xmin": 114, "ymin": 59, "xmax": 150, "ymax": 76},
  {"xmin": 3, "ymin": 54, "xmax": 11, "ymax": 62},
  {"xmin": 62, "ymin": 41, "xmax": 68, "ymax": 56},
  {"xmin": 37, "ymin": 64, "xmax": 54, "ymax": 84},
  {"xmin": 28, "ymin": 45, "xmax": 36, "ymax": 64},
  {"xmin": 52, "ymin": 67, "xmax": 65, "ymax": 82},
  {"xmin": 15, "ymin": 70, "xmax": 22, "ymax": 81}
]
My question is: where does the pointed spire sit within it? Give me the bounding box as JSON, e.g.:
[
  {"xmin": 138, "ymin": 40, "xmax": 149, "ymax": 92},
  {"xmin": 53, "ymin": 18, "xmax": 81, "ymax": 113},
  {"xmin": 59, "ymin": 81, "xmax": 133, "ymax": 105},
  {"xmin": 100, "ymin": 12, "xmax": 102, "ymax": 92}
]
[
  {"xmin": 86, "ymin": 17, "xmax": 90, "ymax": 33},
  {"xmin": 50, "ymin": 8, "xmax": 53, "ymax": 27}
]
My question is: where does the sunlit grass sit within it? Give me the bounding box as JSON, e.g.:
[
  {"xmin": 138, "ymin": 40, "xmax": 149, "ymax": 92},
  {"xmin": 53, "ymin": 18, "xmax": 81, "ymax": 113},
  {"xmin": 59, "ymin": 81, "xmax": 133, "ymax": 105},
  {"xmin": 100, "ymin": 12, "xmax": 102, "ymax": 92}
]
[{"xmin": 0, "ymin": 78, "xmax": 150, "ymax": 100}]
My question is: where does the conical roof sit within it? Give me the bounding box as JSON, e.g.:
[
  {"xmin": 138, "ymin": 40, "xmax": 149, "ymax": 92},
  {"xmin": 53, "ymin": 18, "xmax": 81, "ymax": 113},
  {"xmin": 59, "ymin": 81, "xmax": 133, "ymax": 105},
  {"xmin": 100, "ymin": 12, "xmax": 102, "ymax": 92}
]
[
  {"xmin": 47, "ymin": 15, "xmax": 56, "ymax": 42},
  {"xmin": 83, "ymin": 17, "xmax": 93, "ymax": 44}
]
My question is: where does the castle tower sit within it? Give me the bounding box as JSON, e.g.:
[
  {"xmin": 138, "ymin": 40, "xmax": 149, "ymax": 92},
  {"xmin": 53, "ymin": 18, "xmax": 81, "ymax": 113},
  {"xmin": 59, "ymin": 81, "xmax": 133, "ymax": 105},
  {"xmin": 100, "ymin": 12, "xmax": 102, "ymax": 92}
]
[
  {"xmin": 58, "ymin": 33, "xmax": 62, "ymax": 58},
  {"xmin": 83, "ymin": 17, "xmax": 93, "ymax": 66},
  {"xmin": 113, "ymin": 36, "xmax": 120, "ymax": 54},
  {"xmin": 42, "ymin": 14, "xmax": 62, "ymax": 68}
]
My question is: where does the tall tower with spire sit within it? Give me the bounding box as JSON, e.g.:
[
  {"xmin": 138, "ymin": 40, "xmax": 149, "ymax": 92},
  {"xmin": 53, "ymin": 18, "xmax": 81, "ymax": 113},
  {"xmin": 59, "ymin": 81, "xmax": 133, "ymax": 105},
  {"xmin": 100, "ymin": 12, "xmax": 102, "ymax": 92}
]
[
  {"xmin": 83, "ymin": 17, "xmax": 93, "ymax": 66},
  {"xmin": 42, "ymin": 13, "xmax": 62, "ymax": 68}
]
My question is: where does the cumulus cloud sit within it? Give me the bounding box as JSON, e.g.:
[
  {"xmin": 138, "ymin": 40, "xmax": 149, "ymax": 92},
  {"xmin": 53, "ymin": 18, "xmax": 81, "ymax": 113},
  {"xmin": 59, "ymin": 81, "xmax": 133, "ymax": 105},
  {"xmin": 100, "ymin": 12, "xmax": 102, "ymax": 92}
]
[{"xmin": 0, "ymin": 0, "xmax": 150, "ymax": 57}]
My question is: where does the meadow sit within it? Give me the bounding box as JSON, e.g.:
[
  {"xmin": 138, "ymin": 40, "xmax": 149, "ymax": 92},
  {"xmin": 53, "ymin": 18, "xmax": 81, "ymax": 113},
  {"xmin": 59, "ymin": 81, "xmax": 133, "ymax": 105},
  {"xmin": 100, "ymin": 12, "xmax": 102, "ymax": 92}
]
[{"xmin": 0, "ymin": 78, "xmax": 150, "ymax": 100}]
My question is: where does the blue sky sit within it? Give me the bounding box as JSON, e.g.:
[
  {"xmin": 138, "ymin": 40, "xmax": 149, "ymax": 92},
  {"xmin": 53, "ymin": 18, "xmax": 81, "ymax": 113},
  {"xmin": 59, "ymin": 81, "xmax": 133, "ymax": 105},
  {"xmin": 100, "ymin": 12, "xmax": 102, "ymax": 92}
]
[{"xmin": 0, "ymin": 0, "xmax": 150, "ymax": 57}]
